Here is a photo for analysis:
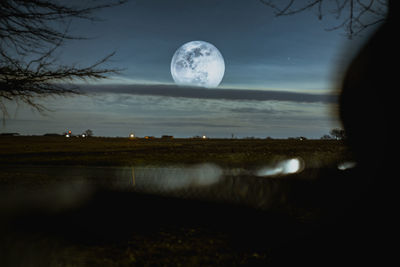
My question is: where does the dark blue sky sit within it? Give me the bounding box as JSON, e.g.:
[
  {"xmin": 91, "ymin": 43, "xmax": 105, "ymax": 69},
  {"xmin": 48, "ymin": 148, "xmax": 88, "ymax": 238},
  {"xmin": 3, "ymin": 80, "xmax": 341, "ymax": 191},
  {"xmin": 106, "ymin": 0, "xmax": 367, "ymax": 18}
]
[
  {"xmin": 3, "ymin": 0, "xmax": 378, "ymax": 138},
  {"xmin": 63, "ymin": 0, "xmax": 355, "ymax": 91}
]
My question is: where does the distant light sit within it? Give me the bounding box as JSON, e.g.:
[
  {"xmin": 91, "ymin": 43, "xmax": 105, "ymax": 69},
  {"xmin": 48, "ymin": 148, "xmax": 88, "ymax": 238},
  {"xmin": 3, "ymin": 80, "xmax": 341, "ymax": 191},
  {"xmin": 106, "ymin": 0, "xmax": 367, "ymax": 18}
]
[
  {"xmin": 202, "ymin": 135, "xmax": 207, "ymax": 139},
  {"xmin": 129, "ymin": 133, "xmax": 135, "ymax": 138},
  {"xmin": 81, "ymin": 134, "xmax": 86, "ymax": 138},
  {"xmin": 65, "ymin": 134, "xmax": 70, "ymax": 138}
]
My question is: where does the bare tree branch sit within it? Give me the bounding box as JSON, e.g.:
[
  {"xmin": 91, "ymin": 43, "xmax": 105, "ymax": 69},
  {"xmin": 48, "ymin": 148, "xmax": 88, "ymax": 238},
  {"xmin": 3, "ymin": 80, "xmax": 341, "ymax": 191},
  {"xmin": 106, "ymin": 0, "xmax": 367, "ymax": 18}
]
[
  {"xmin": 260, "ymin": 0, "xmax": 388, "ymax": 38},
  {"xmin": 0, "ymin": 0, "xmax": 126, "ymax": 118}
]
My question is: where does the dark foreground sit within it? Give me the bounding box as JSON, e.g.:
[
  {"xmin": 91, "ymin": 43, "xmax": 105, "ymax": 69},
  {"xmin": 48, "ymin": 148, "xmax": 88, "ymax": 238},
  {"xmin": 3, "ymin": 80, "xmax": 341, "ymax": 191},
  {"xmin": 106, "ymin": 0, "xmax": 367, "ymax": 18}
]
[{"xmin": 0, "ymin": 137, "xmax": 391, "ymax": 266}]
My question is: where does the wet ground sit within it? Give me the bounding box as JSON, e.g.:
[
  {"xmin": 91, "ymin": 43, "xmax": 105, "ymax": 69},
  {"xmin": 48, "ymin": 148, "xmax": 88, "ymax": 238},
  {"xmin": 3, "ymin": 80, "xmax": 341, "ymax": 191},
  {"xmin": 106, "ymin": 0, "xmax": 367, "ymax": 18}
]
[{"xmin": 0, "ymin": 162, "xmax": 378, "ymax": 266}]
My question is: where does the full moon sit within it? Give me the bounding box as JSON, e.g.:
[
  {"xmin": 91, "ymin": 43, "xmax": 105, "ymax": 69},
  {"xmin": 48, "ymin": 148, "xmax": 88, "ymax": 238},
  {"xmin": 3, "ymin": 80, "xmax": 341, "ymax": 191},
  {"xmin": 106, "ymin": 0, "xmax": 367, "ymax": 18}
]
[{"xmin": 171, "ymin": 41, "xmax": 225, "ymax": 88}]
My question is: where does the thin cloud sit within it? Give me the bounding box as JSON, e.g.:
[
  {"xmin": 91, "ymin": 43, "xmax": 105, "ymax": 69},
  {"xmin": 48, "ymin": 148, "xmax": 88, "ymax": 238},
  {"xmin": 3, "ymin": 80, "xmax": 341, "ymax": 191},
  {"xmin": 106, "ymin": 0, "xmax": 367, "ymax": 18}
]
[
  {"xmin": 156, "ymin": 121, "xmax": 244, "ymax": 128},
  {"xmin": 80, "ymin": 84, "xmax": 337, "ymax": 104},
  {"xmin": 228, "ymin": 107, "xmax": 283, "ymax": 114}
]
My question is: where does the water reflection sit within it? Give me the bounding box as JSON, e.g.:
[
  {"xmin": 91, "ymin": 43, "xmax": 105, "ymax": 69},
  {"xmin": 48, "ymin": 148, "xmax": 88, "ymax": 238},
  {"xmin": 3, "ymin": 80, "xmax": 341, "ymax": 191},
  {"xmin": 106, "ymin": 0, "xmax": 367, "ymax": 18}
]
[
  {"xmin": 110, "ymin": 160, "xmax": 306, "ymax": 210},
  {"xmin": 337, "ymin": 161, "xmax": 357, "ymax": 170},
  {"xmin": 126, "ymin": 159, "xmax": 305, "ymax": 194},
  {"xmin": 130, "ymin": 163, "xmax": 223, "ymax": 191},
  {"xmin": 1, "ymin": 159, "xmax": 309, "ymax": 215},
  {"xmin": 255, "ymin": 158, "xmax": 305, "ymax": 177}
]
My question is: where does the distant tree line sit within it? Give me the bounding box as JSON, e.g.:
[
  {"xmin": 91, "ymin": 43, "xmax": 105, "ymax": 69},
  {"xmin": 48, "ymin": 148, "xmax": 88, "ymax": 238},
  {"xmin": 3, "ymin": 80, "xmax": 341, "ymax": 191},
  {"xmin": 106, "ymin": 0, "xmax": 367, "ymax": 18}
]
[{"xmin": 321, "ymin": 128, "xmax": 346, "ymax": 140}]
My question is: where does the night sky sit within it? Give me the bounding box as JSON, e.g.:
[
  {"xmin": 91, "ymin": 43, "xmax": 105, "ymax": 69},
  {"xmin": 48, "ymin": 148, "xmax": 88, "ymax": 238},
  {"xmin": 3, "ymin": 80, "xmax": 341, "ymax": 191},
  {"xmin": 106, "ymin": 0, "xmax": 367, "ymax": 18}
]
[{"xmin": 3, "ymin": 0, "xmax": 374, "ymax": 138}]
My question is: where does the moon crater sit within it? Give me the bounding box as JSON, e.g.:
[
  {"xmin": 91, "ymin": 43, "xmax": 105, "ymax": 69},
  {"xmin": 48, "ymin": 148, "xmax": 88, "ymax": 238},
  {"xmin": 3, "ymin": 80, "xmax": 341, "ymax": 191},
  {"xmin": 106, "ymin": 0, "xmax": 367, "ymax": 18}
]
[{"xmin": 171, "ymin": 41, "xmax": 225, "ymax": 88}]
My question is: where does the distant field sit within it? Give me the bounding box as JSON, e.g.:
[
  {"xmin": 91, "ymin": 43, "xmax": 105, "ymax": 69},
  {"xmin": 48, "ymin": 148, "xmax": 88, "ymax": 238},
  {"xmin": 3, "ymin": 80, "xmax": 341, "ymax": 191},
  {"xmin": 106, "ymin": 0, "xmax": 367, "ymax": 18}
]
[{"xmin": 0, "ymin": 136, "xmax": 352, "ymax": 168}]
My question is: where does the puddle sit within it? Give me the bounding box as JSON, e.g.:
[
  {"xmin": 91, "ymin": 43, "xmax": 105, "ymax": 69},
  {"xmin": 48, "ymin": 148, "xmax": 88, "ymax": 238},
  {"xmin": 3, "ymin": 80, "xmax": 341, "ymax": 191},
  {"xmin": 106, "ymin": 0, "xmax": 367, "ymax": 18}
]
[
  {"xmin": 1, "ymin": 158, "xmax": 309, "ymax": 213},
  {"xmin": 130, "ymin": 163, "xmax": 223, "ymax": 191}
]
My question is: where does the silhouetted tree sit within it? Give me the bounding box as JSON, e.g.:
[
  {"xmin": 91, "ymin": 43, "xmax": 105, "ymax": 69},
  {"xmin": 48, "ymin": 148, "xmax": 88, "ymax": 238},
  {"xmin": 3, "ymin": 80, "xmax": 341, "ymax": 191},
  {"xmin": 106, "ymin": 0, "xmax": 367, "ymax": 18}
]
[
  {"xmin": 260, "ymin": 0, "xmax": 388, "ymax": 38},
  {"xmin": 320, "ymin": 134, "xmax": 333, "ymax": 140},
  {"xmin": 330, "ymin": 128, "xmax": 346, "ymax": 140},
  {"xmin": 84, "ymin": 129, "xmax": 94, "ymax": 137},
  {"xmin": 0, "ymin": 0, "xmax": 126, "ymax": 117}
]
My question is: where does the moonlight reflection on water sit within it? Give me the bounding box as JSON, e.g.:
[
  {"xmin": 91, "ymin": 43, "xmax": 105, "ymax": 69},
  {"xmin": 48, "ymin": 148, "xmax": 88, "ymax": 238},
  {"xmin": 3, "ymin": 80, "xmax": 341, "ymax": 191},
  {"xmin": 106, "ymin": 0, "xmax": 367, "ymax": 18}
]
[
  {"xmin": 131, "ymin": 163, "xmax": 223, "ymax": 191},
  {"xmin": 256, "ymin": 158, "xmax": 304, "ymax": 177}
]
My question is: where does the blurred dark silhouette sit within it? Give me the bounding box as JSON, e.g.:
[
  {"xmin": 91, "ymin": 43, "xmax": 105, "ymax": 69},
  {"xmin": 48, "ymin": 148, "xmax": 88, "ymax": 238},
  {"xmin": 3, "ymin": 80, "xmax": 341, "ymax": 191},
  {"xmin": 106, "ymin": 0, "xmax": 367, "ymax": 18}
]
[
  {"xmin": 260, "ymin": 1, "xmax": 396, "ymax": 265},
  {"xmin": 302, "ymin": 0, "xmax": 395, "ymax": 265},
  {"xmin": 337, "ymin": 1, "xmax": 395, "ymax": 261},
  {"xmin": 340, "ymin": 2, "xmax": 393, "ymax": 168}
]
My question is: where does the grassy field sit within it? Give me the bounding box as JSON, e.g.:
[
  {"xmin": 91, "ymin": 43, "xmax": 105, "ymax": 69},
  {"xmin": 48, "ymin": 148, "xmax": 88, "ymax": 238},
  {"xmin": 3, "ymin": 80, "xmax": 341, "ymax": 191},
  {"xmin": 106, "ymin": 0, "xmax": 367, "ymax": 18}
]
[
  {"xmin": 0, "ymin": 136, "xmax": 351, "ymax": 167},
  {"xmin": 1, "ymin": 137, "xmax": 365, "ymax": 266}
]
